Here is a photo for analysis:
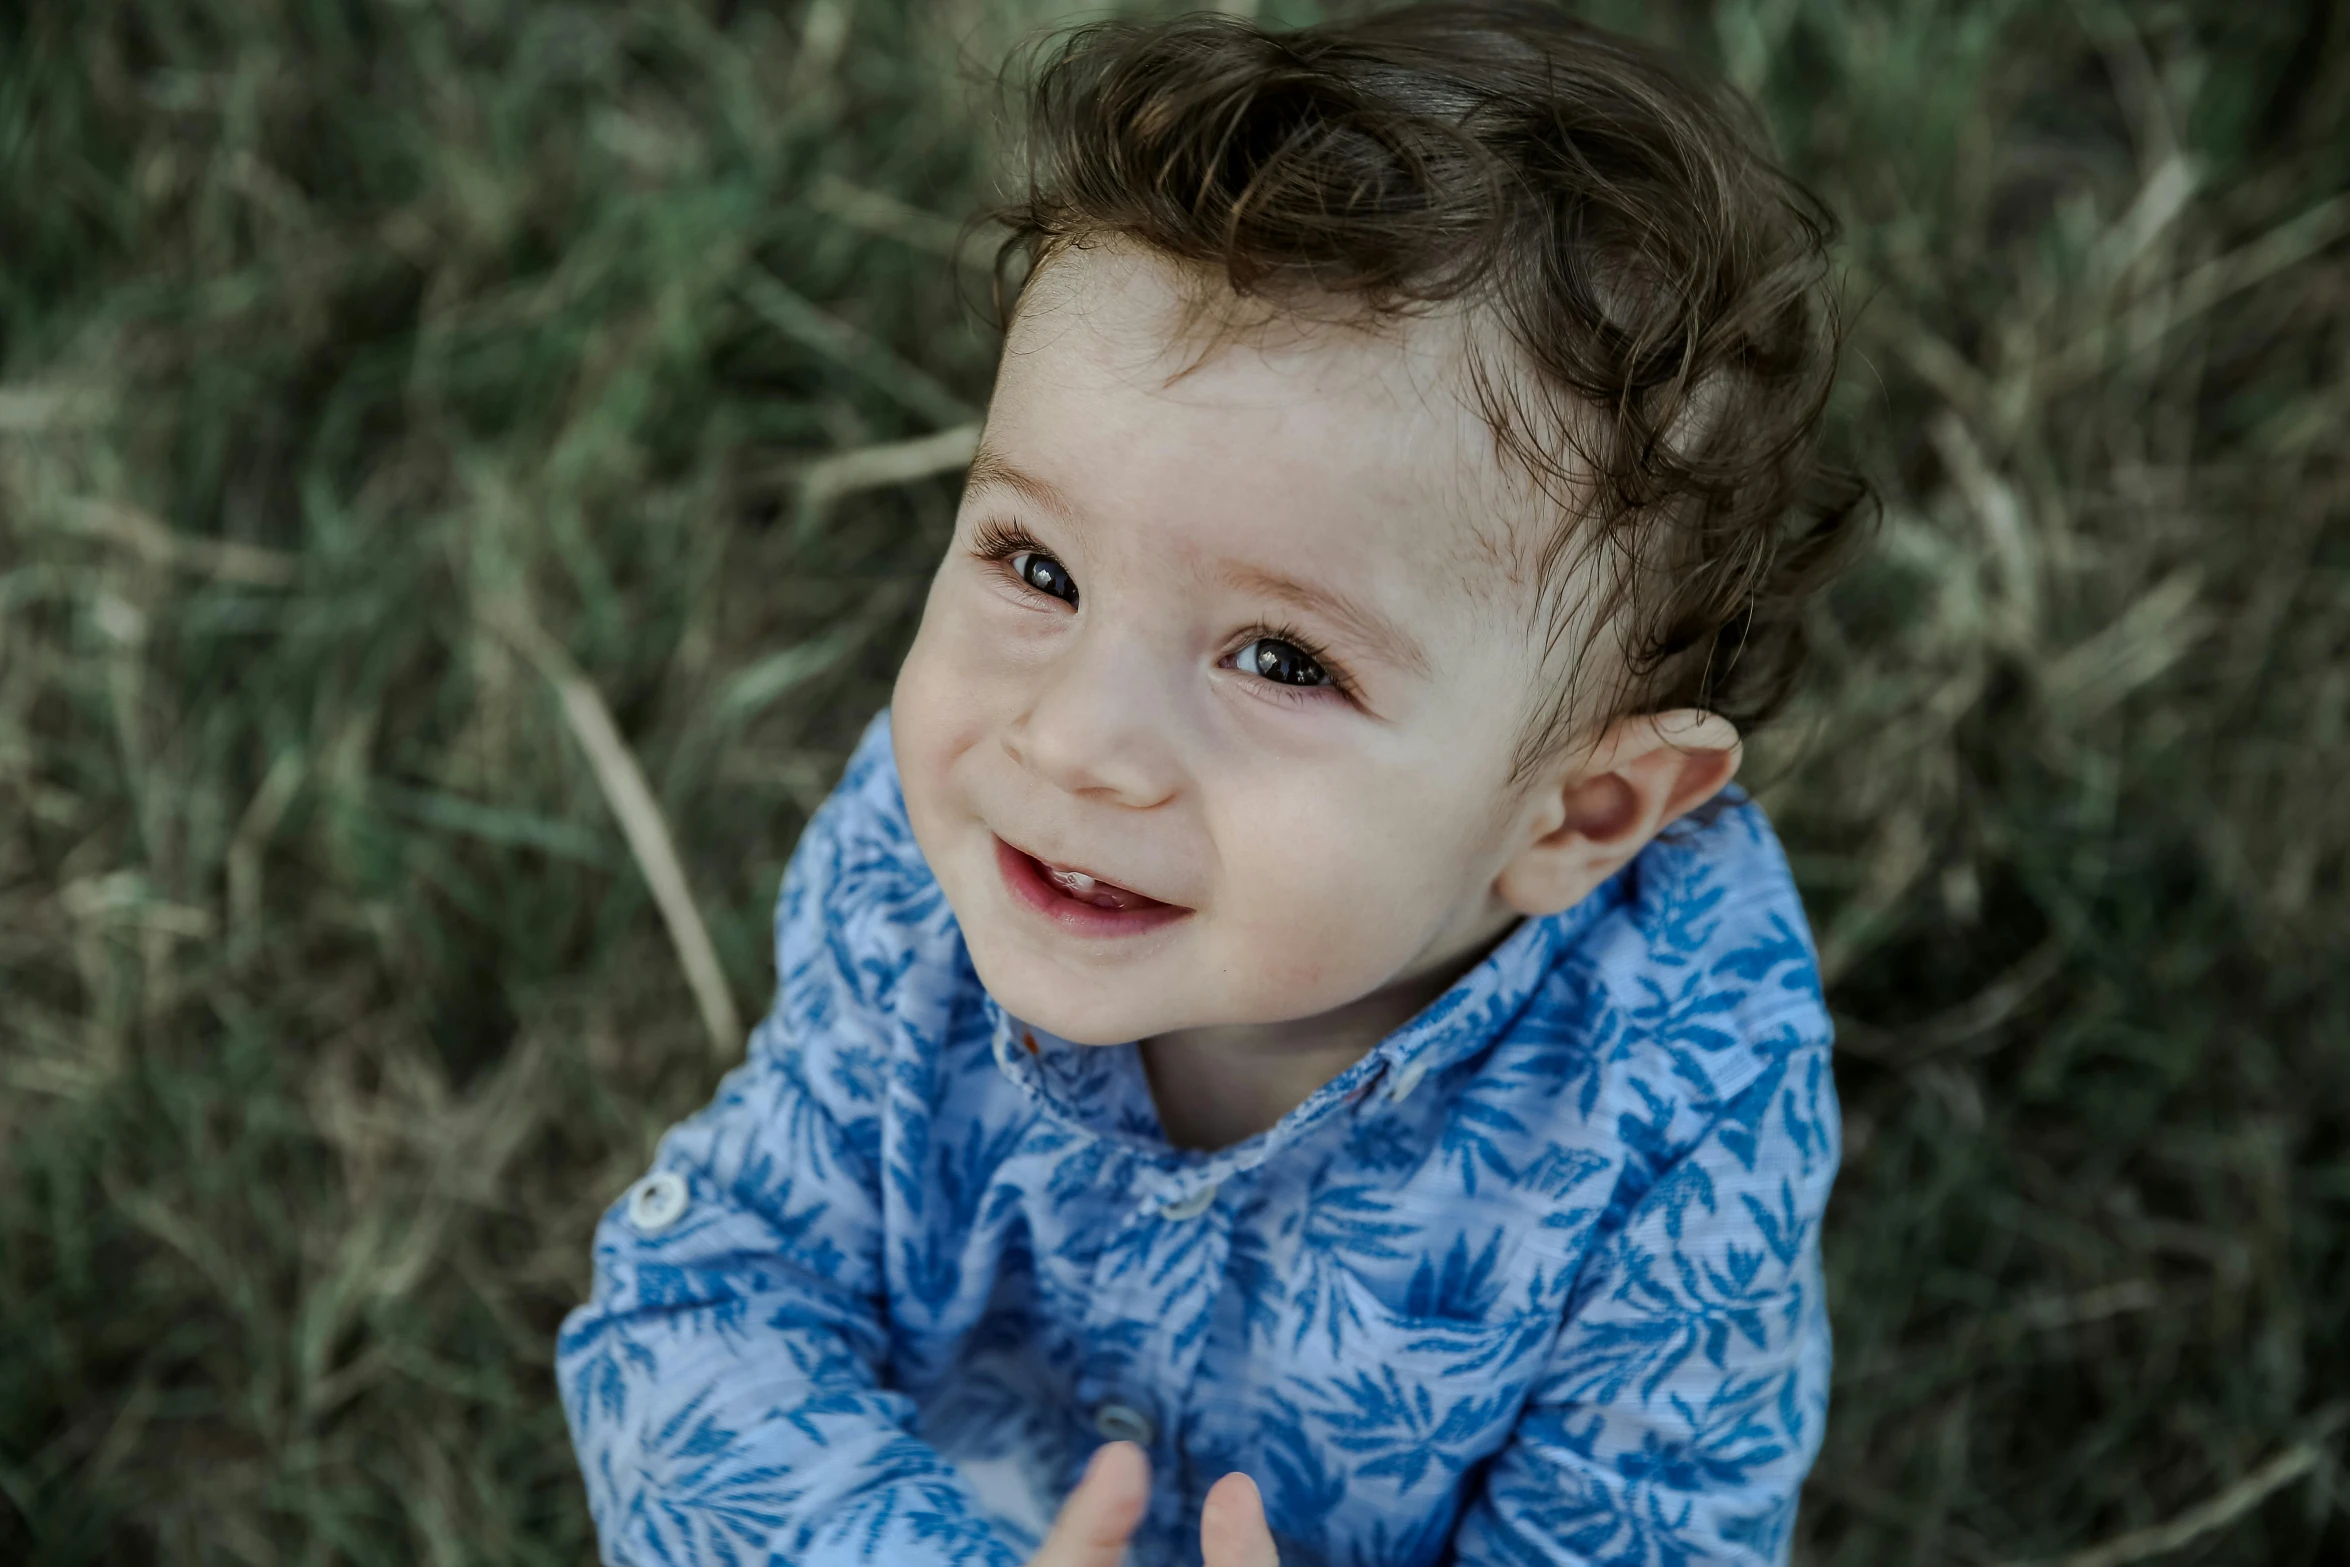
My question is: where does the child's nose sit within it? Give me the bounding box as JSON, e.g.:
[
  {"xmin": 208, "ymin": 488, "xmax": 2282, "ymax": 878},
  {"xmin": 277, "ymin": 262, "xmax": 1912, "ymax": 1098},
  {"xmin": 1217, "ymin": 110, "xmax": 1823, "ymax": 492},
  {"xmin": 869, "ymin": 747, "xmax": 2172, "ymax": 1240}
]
[{"xmin": 1003, "ymin": 628, "xmax": 1182, "ymax": 808}]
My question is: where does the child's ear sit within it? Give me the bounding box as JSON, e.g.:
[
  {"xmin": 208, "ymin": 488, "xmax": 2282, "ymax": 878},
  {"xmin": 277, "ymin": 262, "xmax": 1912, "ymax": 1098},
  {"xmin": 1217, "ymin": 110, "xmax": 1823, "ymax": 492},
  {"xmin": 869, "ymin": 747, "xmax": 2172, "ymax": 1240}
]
[{"xmin": 1494, "ymin": 710, "xmax": 1742, "ymax": 917}]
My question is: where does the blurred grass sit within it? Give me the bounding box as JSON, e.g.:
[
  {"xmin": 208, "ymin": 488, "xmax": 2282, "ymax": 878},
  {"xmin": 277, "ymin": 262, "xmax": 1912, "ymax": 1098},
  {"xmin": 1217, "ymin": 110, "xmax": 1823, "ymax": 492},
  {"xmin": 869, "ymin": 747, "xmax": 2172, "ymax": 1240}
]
[{"xmin": 1, "ymin": 0, "xmax": 2345, "ymax": 1562}]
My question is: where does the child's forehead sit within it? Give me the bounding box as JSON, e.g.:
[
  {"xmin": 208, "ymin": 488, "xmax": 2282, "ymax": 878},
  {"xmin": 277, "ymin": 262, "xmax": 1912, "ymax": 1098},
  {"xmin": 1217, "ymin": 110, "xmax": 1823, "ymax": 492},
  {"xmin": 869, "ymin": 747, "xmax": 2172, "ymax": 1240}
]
[
  {"xmin": 993, "ymin": 242, "xmax": 1545, "ymax": 592},
  {"xmin": 1008, "ymin": 241, "xmax": 1472, "ymax": 424}
]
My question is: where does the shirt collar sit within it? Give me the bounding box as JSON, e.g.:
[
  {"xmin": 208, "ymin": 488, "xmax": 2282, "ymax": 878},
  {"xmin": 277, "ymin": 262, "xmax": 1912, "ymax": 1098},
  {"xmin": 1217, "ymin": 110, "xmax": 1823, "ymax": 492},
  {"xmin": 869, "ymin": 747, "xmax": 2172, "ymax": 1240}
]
[{"xmin": 983, "ymin": 861, "xmax": 1635, "ymax": 1180}]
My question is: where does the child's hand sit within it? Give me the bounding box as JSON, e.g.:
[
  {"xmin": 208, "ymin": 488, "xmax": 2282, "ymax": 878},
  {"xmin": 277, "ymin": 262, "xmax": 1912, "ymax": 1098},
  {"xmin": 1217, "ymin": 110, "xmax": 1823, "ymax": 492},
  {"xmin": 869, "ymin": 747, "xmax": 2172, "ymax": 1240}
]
[
  {"xmin": 1027, "ymin": 1442, "xmax": 1280, "ymax": 1567},
  {"xmin": 1199, "ymin": 1470, "xmax": 1279, "ymax": 1567},
  {"xmin": 1027, "ymin": 1442, "xmax": 1149, "ymax": 1567}
]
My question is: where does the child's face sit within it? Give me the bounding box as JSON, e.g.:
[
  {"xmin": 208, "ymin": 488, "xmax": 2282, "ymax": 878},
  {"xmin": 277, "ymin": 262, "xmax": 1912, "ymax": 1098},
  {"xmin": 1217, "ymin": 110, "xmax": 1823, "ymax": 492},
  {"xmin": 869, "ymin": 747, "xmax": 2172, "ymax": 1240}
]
[{"xmin": 893, "ymin": 243, "xmax": 1566, "ymax": 1046}]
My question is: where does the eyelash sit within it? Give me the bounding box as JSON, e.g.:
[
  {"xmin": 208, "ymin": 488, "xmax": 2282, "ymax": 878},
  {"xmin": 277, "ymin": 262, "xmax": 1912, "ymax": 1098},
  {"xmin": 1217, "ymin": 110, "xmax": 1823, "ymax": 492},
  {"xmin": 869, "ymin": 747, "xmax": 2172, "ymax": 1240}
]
[
  {"xmin": 966, "ymin": 518, "xmax": 1357, "ymax": 705},
  {"xmin": 969, "ymin": 518, "xmax": 1046, "ymax": 568}
]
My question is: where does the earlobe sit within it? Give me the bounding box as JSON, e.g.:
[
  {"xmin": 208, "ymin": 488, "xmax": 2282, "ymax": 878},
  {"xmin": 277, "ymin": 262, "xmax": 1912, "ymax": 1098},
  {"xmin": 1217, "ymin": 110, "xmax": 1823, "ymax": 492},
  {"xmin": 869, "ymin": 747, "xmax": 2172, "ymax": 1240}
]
[{"xmin": 1494, "ymin": 710, "xmax": 1742, "ymax": 917}]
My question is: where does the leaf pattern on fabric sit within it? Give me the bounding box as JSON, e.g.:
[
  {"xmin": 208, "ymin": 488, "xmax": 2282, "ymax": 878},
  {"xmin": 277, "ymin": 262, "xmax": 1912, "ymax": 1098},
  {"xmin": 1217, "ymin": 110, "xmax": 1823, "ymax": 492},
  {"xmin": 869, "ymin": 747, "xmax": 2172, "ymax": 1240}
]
[{"xmin": 557, "ymin": 710, "xmax": 1841, "ymax": 1566}]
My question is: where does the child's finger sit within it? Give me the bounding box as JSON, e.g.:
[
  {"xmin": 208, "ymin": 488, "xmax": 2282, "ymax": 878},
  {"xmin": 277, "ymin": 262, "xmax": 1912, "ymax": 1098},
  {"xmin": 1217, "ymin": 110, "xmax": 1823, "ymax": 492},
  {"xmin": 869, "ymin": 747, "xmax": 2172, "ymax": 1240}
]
[
  {"xmin": 1028, "ymin": 1441, "xmax": 1151, "ymax": 1567},
  {"xmin": 1200, "ymin": 1470, "xmax": 1279, "ymax": 1567}
]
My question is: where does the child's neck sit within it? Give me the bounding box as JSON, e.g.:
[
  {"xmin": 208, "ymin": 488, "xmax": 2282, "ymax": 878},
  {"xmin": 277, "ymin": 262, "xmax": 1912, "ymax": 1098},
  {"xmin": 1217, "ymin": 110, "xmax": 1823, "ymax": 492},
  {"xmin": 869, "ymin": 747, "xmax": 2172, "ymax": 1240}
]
[{"xmin": 1138, "ymin": 924, "xmax": 1513, "ymax": 1151}]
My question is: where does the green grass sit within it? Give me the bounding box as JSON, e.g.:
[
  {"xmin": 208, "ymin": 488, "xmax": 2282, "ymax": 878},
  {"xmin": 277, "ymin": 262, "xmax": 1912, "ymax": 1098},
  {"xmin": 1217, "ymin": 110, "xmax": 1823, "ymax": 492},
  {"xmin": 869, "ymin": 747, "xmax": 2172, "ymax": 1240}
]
[{"xmin": 2, "ymin": 0, "xmax": 2344, "ymax": 1561}]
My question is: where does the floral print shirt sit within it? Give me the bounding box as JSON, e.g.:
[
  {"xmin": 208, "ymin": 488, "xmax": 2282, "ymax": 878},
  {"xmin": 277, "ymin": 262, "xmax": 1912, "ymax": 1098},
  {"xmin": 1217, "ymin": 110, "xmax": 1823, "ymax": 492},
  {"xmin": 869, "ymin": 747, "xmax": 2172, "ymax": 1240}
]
[{"xmin": 557, "ymin": 710, "xmax": 1840, "ymax": 1567}]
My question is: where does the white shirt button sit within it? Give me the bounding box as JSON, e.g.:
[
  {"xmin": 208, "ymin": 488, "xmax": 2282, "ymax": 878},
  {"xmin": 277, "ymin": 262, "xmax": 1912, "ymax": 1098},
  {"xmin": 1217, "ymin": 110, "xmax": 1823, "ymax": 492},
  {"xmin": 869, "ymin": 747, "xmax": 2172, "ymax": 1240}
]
[
  {"xmin": 626, "ymin": 1170, "xmax": 689, "ymax": 1233},
  {"xmin": 1386, "ymin": 1058, "xmax": 1431, "ymax": 1103},
  {"xmin": 1092, "ymin": 1401, "xmax": 1155, "ymax": 1446},
  {"xmin": 1157, "ymin": 1183, "xmax": 1219, "ymax": 1221}
]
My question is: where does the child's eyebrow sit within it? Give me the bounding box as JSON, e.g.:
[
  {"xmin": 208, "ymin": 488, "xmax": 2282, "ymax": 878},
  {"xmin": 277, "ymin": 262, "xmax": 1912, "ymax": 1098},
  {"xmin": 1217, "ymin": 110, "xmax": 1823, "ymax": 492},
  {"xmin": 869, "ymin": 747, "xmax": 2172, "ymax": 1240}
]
[{"xmin": 964, "ymin": 446, "xmax": 1077, "ymax": 519}]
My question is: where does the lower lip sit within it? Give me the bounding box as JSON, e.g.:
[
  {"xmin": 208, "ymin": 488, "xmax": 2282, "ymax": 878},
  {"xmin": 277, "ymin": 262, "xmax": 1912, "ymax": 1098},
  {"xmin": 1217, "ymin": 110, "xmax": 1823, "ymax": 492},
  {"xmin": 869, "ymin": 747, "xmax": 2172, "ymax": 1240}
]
[{"xmin": 994, "ymin": 837, "xmax": 1190, "ymax": 938}]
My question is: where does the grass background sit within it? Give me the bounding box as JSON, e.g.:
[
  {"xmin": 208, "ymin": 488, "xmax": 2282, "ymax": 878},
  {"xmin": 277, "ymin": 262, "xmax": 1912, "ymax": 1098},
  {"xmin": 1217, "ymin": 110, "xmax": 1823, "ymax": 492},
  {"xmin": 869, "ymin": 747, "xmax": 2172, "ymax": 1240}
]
[{"xmin": 3, "ymin": 0, "xmax": 2346, "ymax": 1561}]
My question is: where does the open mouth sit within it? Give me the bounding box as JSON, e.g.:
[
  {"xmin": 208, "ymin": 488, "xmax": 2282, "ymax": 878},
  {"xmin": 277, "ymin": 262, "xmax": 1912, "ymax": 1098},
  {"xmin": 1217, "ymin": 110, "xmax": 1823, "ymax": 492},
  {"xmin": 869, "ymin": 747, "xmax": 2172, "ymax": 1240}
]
[
  {"xmin": 993, "ymin": 837, "xmax": 1187, "ymax": 935},
  {"xmin": 1038, "ymin": 860, "xmax": 1157, "ymax": 910}
]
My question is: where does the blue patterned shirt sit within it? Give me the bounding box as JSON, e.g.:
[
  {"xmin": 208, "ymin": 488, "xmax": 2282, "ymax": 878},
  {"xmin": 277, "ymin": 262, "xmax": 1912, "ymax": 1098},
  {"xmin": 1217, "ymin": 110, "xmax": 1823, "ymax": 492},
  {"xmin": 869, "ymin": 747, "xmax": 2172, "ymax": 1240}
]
[{"xmin": 558, "ymin": 710, "xmax": 1840, "ymax": 1566}]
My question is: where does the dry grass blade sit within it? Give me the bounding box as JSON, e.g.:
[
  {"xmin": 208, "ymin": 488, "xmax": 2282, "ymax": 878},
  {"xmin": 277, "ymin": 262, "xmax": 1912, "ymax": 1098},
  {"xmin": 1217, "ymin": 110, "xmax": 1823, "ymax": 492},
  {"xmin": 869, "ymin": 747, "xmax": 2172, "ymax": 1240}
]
[
  {"xmin": 2044, "ymin": 191, "xmax": 2350, "ymax": 393},
  {"xmin": 810, "ymin": 175, "xmax": 976, "ymax": 260},
  {"xmin": 787, "ymin": 0, "xmax": 857, "ymax": 102},
  {"xmin": 0, "ymin": 384, "xmax": 111, "ymax": 432},
  {"xmin": 2040, "ymin": 569, "xmax": 2210, "ymax": 722},
  {"xmin": 797, "ymin": 421, "xmax": 980, "ymax": 513},
  {"xmin": 488, "ymin": 611, "xmax": 745, "ymax": 1061},
  {"xmin": 2000, "ymin": 1442, "xmax": 2324, "ymax": 1567},
  {"xmin": 53, "ymin": 498, "xmax": 299, "ymax": 587},
  {"xmin": 1927, "ymin": 409, "xmax": 2039, "ymax": 642},
  {"xmin": 737, "ymin": 269, "xmax": 975, "ymax": 428},
  {"xmin": 1833, "ymin": 937, "xmax": 2066, "ymax": 1061}
]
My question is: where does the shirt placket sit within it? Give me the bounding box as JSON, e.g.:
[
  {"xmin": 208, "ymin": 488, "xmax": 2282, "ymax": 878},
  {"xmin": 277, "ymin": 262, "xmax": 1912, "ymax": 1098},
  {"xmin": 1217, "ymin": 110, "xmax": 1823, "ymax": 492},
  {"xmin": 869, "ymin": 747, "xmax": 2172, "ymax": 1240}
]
[
  {"xmin": 990, "ymin": 1014, "xmax": 1230, "ymax": 1533},
  {"xmin": 1072, "ymin": 1160, "xmax": 1234, "ymax": 1553}
]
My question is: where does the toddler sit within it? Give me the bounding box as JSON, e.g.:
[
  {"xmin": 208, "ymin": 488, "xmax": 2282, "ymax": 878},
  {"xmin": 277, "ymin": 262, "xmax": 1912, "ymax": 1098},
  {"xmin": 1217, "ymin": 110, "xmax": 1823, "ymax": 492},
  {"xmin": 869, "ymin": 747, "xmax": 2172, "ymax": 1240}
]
[{"xmin": 559, "ymin": 4, "xmax": 1861, "ymax": 1564}]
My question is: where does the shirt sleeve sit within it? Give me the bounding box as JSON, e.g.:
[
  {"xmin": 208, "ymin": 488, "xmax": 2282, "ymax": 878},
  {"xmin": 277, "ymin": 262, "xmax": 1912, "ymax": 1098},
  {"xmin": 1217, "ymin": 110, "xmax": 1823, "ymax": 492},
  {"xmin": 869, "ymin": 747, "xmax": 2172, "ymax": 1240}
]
[
  {"xmin": 1450, "ymin": 1036, "xmax": 1841, "ymax": 1566},
  {"xmin": 555, "ymin": 716, "xmax": 1026, "ymax": 1567}
]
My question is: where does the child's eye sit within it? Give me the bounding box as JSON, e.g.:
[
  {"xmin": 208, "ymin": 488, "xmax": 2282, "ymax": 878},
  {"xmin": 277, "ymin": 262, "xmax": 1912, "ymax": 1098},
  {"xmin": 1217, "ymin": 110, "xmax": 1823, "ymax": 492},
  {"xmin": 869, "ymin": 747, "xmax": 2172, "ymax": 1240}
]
[
  {"xmin": 1233, "ymin": 637, "xmax": 1330, "ymax": 688},
  {"xmin": 1009, "ymin": 550, "xmax": 1079, "ymax": 608}
]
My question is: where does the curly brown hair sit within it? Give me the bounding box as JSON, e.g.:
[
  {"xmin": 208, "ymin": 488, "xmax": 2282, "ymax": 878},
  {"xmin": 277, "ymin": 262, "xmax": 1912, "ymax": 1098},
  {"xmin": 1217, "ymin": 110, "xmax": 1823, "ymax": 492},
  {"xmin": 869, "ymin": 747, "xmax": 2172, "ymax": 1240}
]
[{"xmin": 987, "ymin": 1, "xmax": 1869, "ymax": 769}]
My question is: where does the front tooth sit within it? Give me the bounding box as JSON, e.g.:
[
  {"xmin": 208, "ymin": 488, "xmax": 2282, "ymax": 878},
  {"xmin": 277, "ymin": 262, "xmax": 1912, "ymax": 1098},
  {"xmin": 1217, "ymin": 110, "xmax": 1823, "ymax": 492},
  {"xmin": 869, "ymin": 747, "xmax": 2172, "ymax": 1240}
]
[{"xmin": 1049, "ymin": 866, "xmax": 1096, "ymax": 894}]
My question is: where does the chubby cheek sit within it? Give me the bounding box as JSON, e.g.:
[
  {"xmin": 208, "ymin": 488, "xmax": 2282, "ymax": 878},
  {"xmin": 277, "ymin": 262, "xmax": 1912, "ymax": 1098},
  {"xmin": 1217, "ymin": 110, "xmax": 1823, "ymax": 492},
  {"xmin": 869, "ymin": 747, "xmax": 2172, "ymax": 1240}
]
[
  {"xmin": 891, "ymin": 588, "xmax": 999, "ymax": 860},
  {"xmin": 1200, "ymin": 779, "xmax": 1464, "ymax": 1018}
]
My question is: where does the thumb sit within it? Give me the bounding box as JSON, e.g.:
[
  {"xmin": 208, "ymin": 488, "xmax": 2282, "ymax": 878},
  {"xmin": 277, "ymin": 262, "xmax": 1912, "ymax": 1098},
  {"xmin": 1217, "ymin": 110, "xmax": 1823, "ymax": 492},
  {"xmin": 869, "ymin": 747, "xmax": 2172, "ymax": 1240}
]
[
  {"xmin": 1200, "ymin": 1471, "xmax": 1279, "ymax": 1567},
  {"xmin": 1030, "ymin": 1441, "xmax": 1150, "ymax": 1567}
]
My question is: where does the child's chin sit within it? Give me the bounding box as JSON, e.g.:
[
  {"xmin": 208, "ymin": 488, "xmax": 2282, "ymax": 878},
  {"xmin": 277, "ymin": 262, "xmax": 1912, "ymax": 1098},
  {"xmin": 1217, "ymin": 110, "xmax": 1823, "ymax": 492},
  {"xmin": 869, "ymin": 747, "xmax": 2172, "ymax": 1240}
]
[
  {"xmin": 1010, "ymin": 994, "xmax": 1155, "ymax": 1048},
  {"xmin": 977, "ymin": 963, "xmax": 1165, "ymax": 1047}
]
